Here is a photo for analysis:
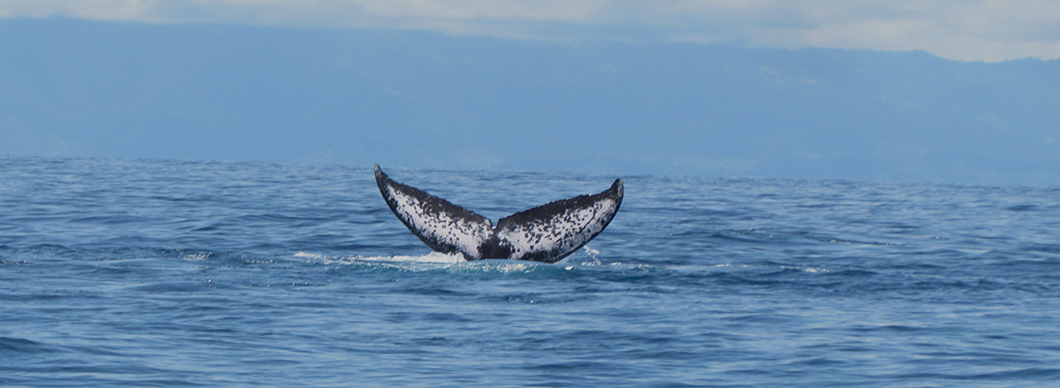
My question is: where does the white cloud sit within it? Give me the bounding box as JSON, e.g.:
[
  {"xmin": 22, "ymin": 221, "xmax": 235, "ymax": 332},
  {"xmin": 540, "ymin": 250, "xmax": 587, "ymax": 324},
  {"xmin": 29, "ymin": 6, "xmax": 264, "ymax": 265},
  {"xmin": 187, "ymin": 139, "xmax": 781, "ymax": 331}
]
[
  {"xmin": 0, "ymin": 0, "xmax": 160, "ymax": 21},
  {"xmin": 1, "ymin": 0, "xmax": 1058, "ymax": 62}
]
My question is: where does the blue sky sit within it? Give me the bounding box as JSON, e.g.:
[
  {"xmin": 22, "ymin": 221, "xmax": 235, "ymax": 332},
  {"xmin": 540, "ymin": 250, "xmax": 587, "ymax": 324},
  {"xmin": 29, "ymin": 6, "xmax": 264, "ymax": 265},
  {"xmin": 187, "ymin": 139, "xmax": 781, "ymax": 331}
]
[{"xmin": 3, "ymin": 0, "xmax": 1059, "ymax": 62}]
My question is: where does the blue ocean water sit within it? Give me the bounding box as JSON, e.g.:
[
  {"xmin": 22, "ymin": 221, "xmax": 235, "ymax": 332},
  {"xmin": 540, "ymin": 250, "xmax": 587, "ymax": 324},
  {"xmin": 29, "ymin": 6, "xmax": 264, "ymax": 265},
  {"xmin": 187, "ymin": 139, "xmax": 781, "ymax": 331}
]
[{"xmin": 2, "ymin": 156, "xmax": 1059, "ymax": 387}]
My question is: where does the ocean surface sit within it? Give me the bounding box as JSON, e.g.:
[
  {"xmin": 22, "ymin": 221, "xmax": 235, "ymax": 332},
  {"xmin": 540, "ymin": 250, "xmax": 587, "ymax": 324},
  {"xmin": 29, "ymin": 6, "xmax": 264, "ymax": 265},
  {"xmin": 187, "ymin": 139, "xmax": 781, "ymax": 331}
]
[{"xmin": 2, "ymin": 156, "xmax": 1059, "ymax": 387}]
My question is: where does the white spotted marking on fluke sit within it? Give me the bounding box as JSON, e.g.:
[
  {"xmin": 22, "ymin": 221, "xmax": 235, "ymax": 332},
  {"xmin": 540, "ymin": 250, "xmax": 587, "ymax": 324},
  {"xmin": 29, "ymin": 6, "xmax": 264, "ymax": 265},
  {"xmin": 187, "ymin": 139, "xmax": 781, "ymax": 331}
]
[{"xmin": 374, "ymin": 165, "xmax": 623, "ymax": 264}]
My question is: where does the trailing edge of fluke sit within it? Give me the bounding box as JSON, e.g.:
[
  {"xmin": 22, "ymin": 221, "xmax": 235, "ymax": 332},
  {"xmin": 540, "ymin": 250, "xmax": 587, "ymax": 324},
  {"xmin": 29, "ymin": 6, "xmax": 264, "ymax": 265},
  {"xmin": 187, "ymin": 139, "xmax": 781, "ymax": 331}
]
[{"xmin": 374, "ymin": 165, "xmax": 623, "ymax": 263}]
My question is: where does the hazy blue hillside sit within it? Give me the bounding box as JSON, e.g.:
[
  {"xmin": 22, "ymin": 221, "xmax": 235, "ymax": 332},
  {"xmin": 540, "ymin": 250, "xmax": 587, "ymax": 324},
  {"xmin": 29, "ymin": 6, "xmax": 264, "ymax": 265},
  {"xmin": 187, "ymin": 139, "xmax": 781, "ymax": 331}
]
[{"xmin": 2, "ymin": 18, "xmax": 1058, "ymax": 185}]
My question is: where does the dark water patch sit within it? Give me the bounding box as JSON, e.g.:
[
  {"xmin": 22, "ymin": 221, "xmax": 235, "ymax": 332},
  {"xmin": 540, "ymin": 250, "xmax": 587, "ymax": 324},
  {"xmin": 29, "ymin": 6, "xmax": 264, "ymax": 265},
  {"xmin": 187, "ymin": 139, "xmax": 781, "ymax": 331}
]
[
  {"xmin": 421, "ymin": 312, "xmax": 475, "ymax": 323},
  {"xmin": 122, "ymin": 281, "xmax": 236, "ymax": 293},
  {"xmin": 873, "ymin": 261, "xmax": 947, "ymax": 272},
  {"xmin": 399, "ymin": 285, "xmax": 478, "ymax": 297},
  {"xmin": 1024, "ymin": 243, "xmax": 1060, "ymax": 255},
  {"xmin": 824, "ymin": 269, "xmax": 880, "ymax": 278},
  {"xmin": 894, "ymin": 367, "xmax": 1060, "ymax": 382},
  {"xmin": 0, "ymin": 337, "xmax": 60, "ymax": 355},
  {"xmin": 526, "ymin": 360, "xmax": 614, "ymax": 372},
  {"xmin": 1005, "ymin": 204, "xmax": 1040, "ymax": 212},
  {"xmin": 21, "ymin": 243, "xmax": 78, "ymax": 255},
  {"xmin": 69, "ymin": 214, "xmax": 157, "ymax": 225}
]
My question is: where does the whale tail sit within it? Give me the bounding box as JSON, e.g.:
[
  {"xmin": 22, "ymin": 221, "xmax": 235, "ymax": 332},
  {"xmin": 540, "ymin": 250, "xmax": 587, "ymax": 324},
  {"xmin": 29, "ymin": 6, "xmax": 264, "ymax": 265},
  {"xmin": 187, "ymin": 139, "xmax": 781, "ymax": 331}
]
[{"xmin": 374, "ymin": 165, "xmax": 623, "ymax": 263}]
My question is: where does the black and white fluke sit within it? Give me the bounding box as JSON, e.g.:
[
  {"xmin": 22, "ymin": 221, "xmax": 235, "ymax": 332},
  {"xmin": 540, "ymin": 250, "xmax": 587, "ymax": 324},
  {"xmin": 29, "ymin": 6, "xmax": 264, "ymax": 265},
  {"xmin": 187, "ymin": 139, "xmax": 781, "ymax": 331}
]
[{"xmin": 374, "ymin": 165, "xmax": 623, "ymax": 263}]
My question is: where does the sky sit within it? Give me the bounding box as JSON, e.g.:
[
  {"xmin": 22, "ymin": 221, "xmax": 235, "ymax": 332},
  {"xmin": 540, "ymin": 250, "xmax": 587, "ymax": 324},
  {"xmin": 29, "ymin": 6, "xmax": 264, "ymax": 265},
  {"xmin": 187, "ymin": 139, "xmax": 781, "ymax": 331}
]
[{"xmin": 2, "ymin": 0, "xmax": 1060, "ymax": 62}]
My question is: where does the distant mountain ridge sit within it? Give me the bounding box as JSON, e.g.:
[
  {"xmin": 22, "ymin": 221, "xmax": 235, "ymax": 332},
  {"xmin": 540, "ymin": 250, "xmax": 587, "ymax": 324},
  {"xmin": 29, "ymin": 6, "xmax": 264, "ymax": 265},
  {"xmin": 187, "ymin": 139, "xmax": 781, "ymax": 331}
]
[{"xmin": 2, "ymin": 18, "xmax": 1058, "ymax": 185}]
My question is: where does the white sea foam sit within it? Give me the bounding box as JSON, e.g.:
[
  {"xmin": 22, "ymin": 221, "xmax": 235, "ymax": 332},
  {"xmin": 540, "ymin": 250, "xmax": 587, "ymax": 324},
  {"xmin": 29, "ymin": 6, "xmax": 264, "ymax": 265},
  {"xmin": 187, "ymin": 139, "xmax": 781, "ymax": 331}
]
[
  {"xmin": 294, "ymin": 251, "xmax": 463, "ymax": 264},
  {"xmin": 180, "ymin": 253, "xmax": 211, "ymax": 261}
]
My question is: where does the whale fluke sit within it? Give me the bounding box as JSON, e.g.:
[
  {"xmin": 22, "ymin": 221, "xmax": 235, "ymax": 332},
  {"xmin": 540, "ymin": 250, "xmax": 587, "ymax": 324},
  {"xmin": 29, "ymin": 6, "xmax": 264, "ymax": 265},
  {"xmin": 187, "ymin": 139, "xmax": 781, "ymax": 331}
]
[{"xmin": 374, "ymin": 165, "xmax": 623, "ymax": 263}]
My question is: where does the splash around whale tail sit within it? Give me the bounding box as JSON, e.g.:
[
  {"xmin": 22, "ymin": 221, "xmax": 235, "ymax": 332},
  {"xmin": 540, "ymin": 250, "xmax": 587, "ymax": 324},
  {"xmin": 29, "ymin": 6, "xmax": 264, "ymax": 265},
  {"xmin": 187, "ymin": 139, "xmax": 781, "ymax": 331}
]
[{"xmin": 374, "ymin": 165, "xmax": 623, "ymax": 263}]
